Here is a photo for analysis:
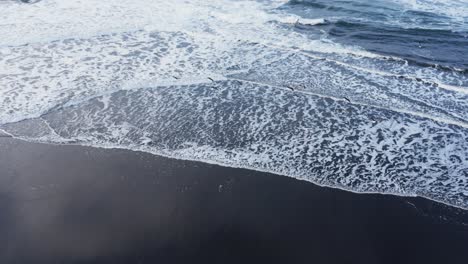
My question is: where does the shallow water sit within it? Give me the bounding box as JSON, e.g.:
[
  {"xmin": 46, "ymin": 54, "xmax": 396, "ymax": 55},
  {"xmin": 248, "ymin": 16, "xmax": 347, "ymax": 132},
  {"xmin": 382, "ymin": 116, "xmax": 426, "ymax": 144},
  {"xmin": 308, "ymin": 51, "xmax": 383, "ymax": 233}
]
[{"xmin": 0, "ymin": 0, "xmax": 467, "ymax": 209}]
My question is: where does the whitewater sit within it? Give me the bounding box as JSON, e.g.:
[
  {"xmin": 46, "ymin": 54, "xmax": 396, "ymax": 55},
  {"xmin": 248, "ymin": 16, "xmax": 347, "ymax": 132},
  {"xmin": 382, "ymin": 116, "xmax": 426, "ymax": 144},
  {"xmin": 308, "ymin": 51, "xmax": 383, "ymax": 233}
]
[{"xmin": 1, "ymin": 0, "xmax": 467, "ymax": 209}]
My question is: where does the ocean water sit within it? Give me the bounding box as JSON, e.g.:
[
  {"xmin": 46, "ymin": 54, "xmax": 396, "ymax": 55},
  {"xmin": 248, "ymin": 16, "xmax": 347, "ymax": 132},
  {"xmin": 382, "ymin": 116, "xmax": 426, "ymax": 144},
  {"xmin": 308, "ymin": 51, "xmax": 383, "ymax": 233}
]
[{"xmin": 0, "ymin": 0, "xmax": 467, "ymax": 209}]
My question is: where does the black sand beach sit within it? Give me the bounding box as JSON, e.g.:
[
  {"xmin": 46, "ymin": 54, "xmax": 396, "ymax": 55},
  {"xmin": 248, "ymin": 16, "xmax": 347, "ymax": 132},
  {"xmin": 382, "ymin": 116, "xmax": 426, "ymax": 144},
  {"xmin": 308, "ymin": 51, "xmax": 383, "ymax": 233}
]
[{"xmin": 1, "ymin": 137, "xmax": 468, "ymax": 264}]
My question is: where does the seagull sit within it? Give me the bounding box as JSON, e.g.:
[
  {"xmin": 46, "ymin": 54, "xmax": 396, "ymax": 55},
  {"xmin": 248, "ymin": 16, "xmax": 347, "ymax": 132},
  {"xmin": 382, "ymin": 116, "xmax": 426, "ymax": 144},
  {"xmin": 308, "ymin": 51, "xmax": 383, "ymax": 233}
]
[
  {"xmin": 206, "ymin": 77, "xmax": 218, "ymax": 89},
  {"xmin": 294, "ymin": 19, "xmax": 300, "ymax": 26}
]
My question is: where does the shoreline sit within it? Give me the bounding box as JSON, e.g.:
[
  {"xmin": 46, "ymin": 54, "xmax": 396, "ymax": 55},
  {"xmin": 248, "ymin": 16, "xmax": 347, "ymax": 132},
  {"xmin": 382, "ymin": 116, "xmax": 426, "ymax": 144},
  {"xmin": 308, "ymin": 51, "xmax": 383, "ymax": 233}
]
[
  {"xmin": 5, "ymin": 133, "xmax": 468, "ymax": 212},
  {"xmin": 1, "ymin": 137, "xmax": 468, "ymax": 263}
]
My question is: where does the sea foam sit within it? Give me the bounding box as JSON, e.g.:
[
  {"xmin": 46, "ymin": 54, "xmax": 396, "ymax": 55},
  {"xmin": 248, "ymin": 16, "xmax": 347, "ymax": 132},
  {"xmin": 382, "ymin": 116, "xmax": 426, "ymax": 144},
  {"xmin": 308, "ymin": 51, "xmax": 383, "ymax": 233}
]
[{"xmin": 1, "ymin": 0, "xmax": 467, "ymax": 209}]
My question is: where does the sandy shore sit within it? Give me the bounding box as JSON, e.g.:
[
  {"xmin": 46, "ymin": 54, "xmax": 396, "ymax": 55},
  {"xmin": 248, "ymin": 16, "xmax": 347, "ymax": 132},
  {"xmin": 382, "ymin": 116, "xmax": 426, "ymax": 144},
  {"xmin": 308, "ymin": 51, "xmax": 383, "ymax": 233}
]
[{"xmin": 0, "ymin": 137, "xmax": 467, "ymax": 263}]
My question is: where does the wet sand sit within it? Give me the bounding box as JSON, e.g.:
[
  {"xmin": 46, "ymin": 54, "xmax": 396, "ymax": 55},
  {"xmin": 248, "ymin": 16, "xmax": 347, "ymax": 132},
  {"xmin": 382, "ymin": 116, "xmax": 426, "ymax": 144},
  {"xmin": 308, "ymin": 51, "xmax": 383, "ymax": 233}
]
[{"xmin": 0, "ymin": 137, "xmax": 467, "ymax": 264}]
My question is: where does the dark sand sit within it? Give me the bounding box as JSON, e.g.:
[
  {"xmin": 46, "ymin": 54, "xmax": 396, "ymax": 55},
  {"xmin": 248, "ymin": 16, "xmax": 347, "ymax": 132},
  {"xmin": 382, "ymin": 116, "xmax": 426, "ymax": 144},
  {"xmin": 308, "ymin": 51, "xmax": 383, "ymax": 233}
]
[{"xmin": 0, "ymin": 137, "xmax": 468, "ymax": 264}]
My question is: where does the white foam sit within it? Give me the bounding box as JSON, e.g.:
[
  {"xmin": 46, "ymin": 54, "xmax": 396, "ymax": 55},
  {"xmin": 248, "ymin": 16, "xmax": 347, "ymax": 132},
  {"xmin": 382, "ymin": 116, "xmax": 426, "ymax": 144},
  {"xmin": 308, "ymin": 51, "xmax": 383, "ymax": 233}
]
[
  {"xmin": 277, "ymin": 16, "xmax": 327, "ymax": 26},
  {"xmin": 1, "ymin": 0, "xmax": 468, "ymax": 210},
  {"xmin": 3, "ymin": 80, "xmax": 467, "ymax": 209}
]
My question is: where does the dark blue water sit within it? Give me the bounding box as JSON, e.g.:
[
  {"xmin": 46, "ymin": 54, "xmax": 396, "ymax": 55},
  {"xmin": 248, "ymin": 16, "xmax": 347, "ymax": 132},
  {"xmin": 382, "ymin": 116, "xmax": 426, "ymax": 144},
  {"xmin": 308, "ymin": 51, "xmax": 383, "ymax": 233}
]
[{"xmin": 280, "ymin": 0, "xmax": 468, "ymax": 70}]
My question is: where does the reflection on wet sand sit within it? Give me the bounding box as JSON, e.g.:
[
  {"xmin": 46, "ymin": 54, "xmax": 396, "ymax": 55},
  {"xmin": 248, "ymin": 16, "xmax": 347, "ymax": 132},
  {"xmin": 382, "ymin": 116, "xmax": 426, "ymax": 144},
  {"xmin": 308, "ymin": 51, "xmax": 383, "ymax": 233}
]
[{"xmin": 0, "ymin": 137, "xmax": 468, "ymax": 264}]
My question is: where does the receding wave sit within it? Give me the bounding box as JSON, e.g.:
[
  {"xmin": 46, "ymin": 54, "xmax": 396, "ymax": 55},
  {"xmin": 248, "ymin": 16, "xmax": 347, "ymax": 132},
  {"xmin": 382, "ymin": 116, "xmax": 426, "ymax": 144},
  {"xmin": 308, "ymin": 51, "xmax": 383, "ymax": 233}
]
[
  {"xmin": 2, "ymin": 79, "xmax": 468, "ymax": 210},
  {"xmin": 1, "ymin": 0, "xmax": 467, "ymax": 210}
]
